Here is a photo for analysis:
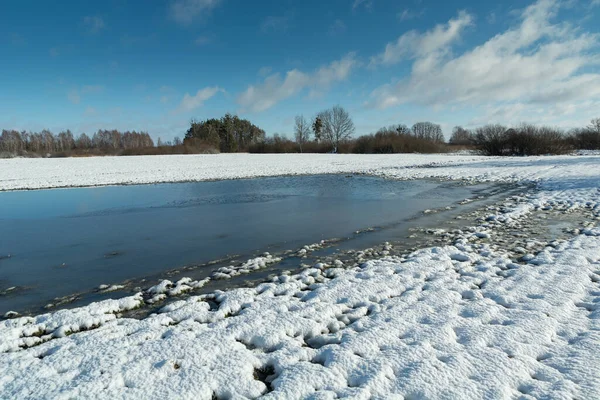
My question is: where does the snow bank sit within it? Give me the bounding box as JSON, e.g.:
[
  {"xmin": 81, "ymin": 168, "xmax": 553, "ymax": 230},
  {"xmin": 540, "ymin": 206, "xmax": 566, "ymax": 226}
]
[
  {"xmin": 1, "ymin": 233, "xmax": 599, "ymax": 399},
  {"xmin": 0, "ymin": 294, "xmax": 144, "ymax": 353}
]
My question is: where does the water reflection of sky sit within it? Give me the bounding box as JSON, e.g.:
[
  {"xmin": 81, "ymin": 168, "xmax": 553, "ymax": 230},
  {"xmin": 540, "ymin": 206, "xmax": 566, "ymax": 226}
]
[{"xmin": 0, "ymin": 176, "xmax": 482, "ymax": 313}]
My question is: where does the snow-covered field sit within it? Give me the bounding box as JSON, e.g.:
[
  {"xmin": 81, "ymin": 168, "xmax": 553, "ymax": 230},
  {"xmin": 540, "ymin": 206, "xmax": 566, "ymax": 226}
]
[
  {"xmin": 1, "ymin": 154, "xmax": 600, "ymax": 399},
  {"xmin": 0, "ymin": 153, "xmax": 598, "ymax": 192}
]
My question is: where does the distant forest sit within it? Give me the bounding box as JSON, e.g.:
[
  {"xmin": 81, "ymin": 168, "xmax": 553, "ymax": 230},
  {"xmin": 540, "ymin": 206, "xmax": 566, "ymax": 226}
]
[
  {"xmin": 2, "ymin": 108, "xmax": 599, "ymax": 157},
  {"xmin": 0, "ymin": 129, "xmax": 155, "ymax": 157}
]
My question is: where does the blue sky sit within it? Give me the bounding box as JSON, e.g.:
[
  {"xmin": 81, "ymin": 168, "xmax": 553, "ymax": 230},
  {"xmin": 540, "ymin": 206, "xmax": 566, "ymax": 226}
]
[{"xmin": 1, "ymin": 0, "xmax": 599, "ymax": 141}]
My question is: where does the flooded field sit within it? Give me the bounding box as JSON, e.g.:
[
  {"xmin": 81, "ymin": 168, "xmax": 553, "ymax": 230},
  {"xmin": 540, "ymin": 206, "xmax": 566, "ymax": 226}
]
[{"xmin": 1, "ymin": 175, "xmax": 507, "ymax": 314}]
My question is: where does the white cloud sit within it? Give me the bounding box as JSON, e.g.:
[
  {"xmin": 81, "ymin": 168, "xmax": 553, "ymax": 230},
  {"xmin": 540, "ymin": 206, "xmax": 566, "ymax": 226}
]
[
  {"xmin": 82, "ymin": 16, "xmax": 105, "ymax": 33},
  {"xmin": 170, "ymin": 0, "xmax": 221, "ymax": 25},
  {"xmin": 368, "ymin": 0, "xmax": 600, "ymax": 126},
  {"xmin": 177, "ymin": 86, "xmax": 222, "ymax": 112},
  {"xmin": 370, "ymin": 10, "xmax": 473, "ymax": 67},
  {"xmin": 468, "ymin": 100, "xmax": 600, "ymax": 128},
  {"xmin": 237, "ymin": 53, "xmax": 357, "ymax": 112}
]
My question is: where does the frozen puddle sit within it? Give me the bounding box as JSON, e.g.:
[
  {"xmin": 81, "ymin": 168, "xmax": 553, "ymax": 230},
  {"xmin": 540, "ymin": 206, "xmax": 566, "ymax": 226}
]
[{"xmin": 0, "ymin": 175, "xmax": 503, "ymax": 314}]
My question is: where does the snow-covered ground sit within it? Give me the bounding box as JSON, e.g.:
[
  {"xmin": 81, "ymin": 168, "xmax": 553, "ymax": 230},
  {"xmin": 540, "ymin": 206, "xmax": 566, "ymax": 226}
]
[
  {"xmin": 0, "ymin": 153, "xmax": 597, "ymax": 192},
  {"xmin": 1, "ymin": 154, "xmax": 600, "ymax": 399}
]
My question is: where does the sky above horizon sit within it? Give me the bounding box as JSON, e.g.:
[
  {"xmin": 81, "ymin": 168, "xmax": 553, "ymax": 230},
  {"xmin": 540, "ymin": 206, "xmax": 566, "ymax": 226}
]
[{"xmin": 2, "ymin": 0, "xmax": 600, "ymax": 141}]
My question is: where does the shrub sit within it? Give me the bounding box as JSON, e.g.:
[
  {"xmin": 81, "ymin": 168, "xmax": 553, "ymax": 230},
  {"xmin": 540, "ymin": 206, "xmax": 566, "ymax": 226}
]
[
  {"xmin": 569, "ymin": 128, "xmax": 600, "ymax": 150},
  {"xmin": 474, "ymin": 124, "xmax": 571, "ymax": 156},
  {"xmin": 449, "ymin": 126, "xmax": 474, "ymax": 145},
  {"xmin": 248, "ymin": 135, "xmax": 297, "ymax": 153},
  {"xmin": 352, "ymin": 128, "xmax": 448, "ymax": 154},
  {"xmin": 473, "ymin": 125, "xmax": 508, "ymax": 156}
]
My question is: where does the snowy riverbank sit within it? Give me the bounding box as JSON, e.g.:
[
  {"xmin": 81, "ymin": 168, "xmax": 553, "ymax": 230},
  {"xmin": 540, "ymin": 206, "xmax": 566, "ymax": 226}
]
[{"xmin": 1, "ymin": 154, "xmax": 600, "ymax": 398}]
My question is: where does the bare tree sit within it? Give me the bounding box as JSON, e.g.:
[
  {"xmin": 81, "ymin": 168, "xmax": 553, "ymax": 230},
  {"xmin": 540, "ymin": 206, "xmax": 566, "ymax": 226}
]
[
  {"xmin": 76, "ymin": 133, "xmax": 92, "ymax": 149},
  {"xmin": 0, "ymin": 130, "xmax": 24, "ymax": 153},
  {"xmin": 294, "ymin": 115, "xmax": 311, "ymax": 153},
  {"xmin": 449, "ymin": 126, "xmax": 473, "ymax": 145},
  {"xmin": 173, "ymin": 136, "xmax": 182, "ymax": 146},
  {"xmin": 473, "ymin": 124, "xmax": 508, "ymax": 156},
  {"xmin": 395, "ymin": 124, "xmax": 411, "ymax": 135},
  {"xmin": 57, "ymin": 130, "xmax": 75, "ymax": 152},
  {"xmin": 590, "ymin": 118, "xmax": 600, "ymax": 133},
  {"xmin": 412, "ymin": 122, "xmax": 445, "ymax": 143},
  {"xmin": 318, "ymin": 105, "xmax": 355, "ymax": 153}
]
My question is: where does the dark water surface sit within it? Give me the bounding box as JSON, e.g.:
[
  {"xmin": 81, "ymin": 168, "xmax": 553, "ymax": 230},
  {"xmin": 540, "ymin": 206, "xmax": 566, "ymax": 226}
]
[{"xmin": 0, "ymin": 175, "xmax": 496, "ymax": 314}]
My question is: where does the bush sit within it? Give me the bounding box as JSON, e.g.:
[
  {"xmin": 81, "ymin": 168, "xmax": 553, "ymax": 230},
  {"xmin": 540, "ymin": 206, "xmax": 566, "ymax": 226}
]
[
  {"xmin": 353, "ymin": 128, "xmax": 448, "ymax": 154},
  {"xmin": 474, "ymin": 124, "xmax": 571, "ymax": 156},
  {"xmin": 473, "ymin": 125, "xmax": 508, "ymax": 156},
  {"xmin": 569, "ymin": 128, "xmax": 600, "ymax": 150},
  {"xmin": 247, "ymin": 135, "xmax": 297, "ymax": 153}
]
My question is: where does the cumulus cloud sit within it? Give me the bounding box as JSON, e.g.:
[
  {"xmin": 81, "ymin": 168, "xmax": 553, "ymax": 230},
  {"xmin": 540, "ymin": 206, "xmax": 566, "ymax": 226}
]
[
  {"xmin": 368, "ymin": 0, "xmax": 600, "ymax": 124},
  {"xmin": 177, "ymin": 86, "xmax": 222, "ymax": 112},
  {"xmin": 237, "ymin": 53, "xmax": 357, "ymax": 112},
  {"xmin": 82, "ymin": 16, "xmax": 105, "ymax": 33},
  {"xmin": 370, "ymin": 10, "xmax": 473, "ymax": 67},
  {"xmin": 170, "ymin": 0, "xmax": 221, "ymax": 25}
]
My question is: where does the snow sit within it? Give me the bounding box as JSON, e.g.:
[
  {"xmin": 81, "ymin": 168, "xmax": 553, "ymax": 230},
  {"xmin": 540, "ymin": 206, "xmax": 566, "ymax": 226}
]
[
  {"xmin": 212, "ymin": 254, "xmax": 282, "ymax": 280},
  {"xmin": 1, "ymin": 153, "xmax": 600, "ymax": 398},
  {"xmin": 98, "ymin": 284, "xmax": 125, "ymax": 293},
  {"xmin": 0, "ymin": 153, "xmax": 598, "ymax": 192},
  {"xmin": 1, "ymin": 233, "xmax": 599, "ymax": 398}
]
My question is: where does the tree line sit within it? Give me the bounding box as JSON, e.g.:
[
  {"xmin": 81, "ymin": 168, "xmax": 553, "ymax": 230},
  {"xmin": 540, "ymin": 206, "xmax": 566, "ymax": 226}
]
[
  {"xmin": 449, "ymin": 118, "xmax": 600, "ymax": 156},
  {"xmin": 278, "ymin": 106, "xmax": 446, "ymax": 154},
  {"xmin": 3, "ymin": 106, "xmax": 600, "ymax": 157},
  {"xmin": 0, "ymin": 129, "xmax": 154, "ymax": 156}
]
